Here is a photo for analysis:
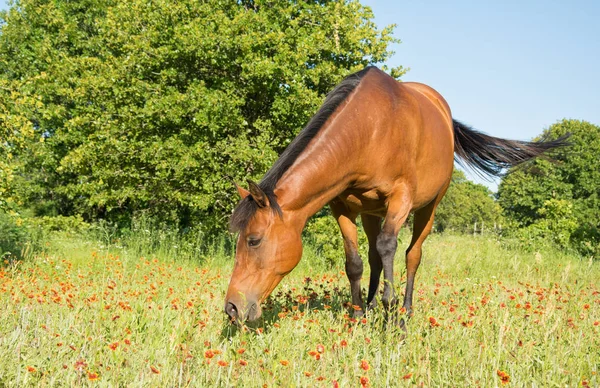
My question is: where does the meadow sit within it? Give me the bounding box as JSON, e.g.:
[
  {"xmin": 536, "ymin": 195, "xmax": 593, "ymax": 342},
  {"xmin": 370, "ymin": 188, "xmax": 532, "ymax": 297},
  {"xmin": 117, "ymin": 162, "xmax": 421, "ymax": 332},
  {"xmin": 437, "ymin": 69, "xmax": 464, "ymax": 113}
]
[{"xmin": 0, "ymin": 230, "xmax": 598, "ymax": 387}]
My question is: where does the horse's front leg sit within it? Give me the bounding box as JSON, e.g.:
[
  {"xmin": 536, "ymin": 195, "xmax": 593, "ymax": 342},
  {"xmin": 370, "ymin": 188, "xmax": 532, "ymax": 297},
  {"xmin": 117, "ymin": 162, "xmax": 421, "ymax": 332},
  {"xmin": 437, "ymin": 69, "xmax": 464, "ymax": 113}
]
[
  {"xmin": 362, "ymin": 214, "xmax": 383, "ymax": 310},
  {"xmin": 330, "ymin": 202, "xmax": 364, "ymax": 318}
]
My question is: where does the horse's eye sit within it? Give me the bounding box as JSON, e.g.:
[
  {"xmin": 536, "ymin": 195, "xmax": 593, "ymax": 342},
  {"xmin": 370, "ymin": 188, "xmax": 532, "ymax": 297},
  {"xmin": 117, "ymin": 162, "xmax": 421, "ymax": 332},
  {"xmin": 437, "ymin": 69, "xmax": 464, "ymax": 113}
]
[{"xmin": 247, "ymin": 237, "xmax": 262, "ymax": 248}]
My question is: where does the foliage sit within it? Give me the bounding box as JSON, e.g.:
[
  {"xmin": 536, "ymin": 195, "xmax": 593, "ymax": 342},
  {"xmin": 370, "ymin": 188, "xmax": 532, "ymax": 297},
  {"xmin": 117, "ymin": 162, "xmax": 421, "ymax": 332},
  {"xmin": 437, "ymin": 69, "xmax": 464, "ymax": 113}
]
[
  {"xmin": 434, "ymin": 169, "xmax": 503, "ymax": 233},
  {"xmin": 0, "ymin": 233, "xmax": 598, "ymax": 386},
  {"xmin": 0, "ymin": 0, "xmax": 404, "ymax": 234},
  {"xmin": 498, "ymin": 119, "xmax": 600, "ymax": 257},
  {"xmin": 0, "ymin": 211, "xmax": 34, "ymax": 260}
]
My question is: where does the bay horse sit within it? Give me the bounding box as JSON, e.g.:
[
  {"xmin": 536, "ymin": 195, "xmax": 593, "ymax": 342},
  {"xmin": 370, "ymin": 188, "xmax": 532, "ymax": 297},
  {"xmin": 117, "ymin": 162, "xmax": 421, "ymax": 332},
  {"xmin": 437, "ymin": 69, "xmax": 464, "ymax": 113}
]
[{"xmin": 225, "ymin": 66, "xmax": 567, "ymax": 323}]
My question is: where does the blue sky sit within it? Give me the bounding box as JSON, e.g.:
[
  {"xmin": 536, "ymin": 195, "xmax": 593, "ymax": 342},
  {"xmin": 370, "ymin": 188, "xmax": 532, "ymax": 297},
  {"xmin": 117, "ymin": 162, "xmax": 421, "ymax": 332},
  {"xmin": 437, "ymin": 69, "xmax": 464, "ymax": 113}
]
[
  {"xmin": 362, "ymin": 0, "xmax": 600, "ymax": 189},
  {"xmin": 2, "ymin": 1, "xmax": 598, "ymax": 190}
]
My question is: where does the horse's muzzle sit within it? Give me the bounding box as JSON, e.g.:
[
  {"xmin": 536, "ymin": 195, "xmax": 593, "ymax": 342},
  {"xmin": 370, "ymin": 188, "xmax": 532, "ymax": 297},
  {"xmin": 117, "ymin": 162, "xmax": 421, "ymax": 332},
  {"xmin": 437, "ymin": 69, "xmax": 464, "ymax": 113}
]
[{"xmin": 224, "ymin": 299, "xmax": 260, "ymax": 323}]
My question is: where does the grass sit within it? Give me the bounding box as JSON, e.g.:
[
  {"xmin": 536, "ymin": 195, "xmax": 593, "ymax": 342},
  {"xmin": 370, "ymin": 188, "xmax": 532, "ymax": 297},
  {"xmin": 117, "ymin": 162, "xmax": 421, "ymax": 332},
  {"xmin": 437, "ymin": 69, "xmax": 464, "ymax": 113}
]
[{"xmin": 0, "ymin": 231, "xmax": 598, "ymax": 387}]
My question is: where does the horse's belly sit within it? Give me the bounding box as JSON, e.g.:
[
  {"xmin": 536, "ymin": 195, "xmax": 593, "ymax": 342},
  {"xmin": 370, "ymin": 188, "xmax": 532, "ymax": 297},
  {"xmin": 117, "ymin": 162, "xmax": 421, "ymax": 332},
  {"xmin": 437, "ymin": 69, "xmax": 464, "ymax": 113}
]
[{"xmin": 336, "ymin": 190, "xmax": 387, "ymax": 216}]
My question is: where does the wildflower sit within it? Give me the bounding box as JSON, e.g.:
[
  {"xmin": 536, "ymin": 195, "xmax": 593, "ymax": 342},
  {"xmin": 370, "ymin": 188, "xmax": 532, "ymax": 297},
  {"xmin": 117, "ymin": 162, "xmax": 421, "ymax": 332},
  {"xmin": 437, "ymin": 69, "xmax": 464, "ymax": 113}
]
[
  {"xmin": 108, "ymin": 342, "xmax": 119, "ymax": 351},
  {"xmin": 317, "ymin": 376, "xmax": 325, "ymax": 381},
  {"xmin": 429, "ymin": 316, "xmax": 440, "ymax": 327},
  {"xmin": 237, "ymin": 348, "xmax": 245, "ymax": 354},
  {"xmin": 87, "ymin": 371, "xmax": 100, "ymax": 380},
  {"xmin": 497, "ymin": 369, "xmax": 510, "ymax": 384},
  {"xmin": 360, "ymin": 359, "xmax": 370, "ymax": 371},
  {"xmin": 583, "ymin": 304, "xmax": 590, "ymax": 310},
  {"xmin": 340, "ymin": 340, "xmax": 348, "ymax": 348},
  {"xmin": 403, "ymin": 373, "xmax": 413, "ymax": 380},
  {"xmin": 218, "ymin": 360, "xmax": 228, "ymax": 367},
  {"xmin": 74, "ymin": 359, "xmax": 87, "ymax": 371},
  {"xmin": 239, "ymin": 359, "xmax": 248, "ymax": 366},
  {"xmin": 360, "ymin": 376, "xmax": 369, "ymax": 387},
  {"xmin": 333, "ymin": 380, "xmax": 340, "ymax": 388},
  {"xmin": 27, "ymin": 366, "xmax": 36, "ymax": 373},
  {"xmin": 280, "ymin": 360, "xmax": 289, "ymax": 366},
  {"xmin": 304, "ymin": 371, "xmax": 312, "ymax": 377},
  {"xmin": 316, "ymin": 344, "xmax": 325, "ymax": 353},
  {"xmin": 150, "ymin": 365, "xmax": 160, "ymax": 374},
  {"xmin": 124, "ymin": 339, "xmax": 131, "ymax": 345},
  {"xmin": 205, "ymin": 350, "xmax": 215, "ymax": 359}
]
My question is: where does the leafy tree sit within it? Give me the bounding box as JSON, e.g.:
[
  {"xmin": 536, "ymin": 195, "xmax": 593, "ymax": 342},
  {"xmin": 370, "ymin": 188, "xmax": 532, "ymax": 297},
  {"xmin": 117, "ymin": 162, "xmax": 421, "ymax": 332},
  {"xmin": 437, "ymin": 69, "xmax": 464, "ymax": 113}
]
[
  {"xmin": 497, "ymin": 119, "xmax": 600, "ymax": 256},
  {"xmin": 434, "ymin": 169, "xmax": 503, "ymax": 234},
  {"xmin": 0, "ymin": 0, "xmax": 405, "ymax": 234}
]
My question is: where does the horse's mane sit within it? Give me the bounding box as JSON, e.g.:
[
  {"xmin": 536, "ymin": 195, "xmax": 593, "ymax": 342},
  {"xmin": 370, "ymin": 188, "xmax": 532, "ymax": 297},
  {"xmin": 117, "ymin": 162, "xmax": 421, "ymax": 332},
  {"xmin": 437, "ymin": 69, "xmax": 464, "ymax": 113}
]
[{"xmin": 230, "ymin": 66, "xmax": 374, "ymax": 232}]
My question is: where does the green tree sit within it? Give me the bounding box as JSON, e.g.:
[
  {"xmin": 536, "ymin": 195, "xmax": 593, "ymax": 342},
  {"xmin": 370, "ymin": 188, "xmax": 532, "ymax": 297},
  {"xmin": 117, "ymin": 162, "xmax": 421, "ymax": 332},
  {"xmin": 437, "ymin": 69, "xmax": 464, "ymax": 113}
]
[
  {"xmin": 497, "ymin": 119, "xmax": 600, "ymax": 256},
  {"xmin": 0, "ymin": 0, "xmax": 405, "ymax": 233},
  {"xmin": 434, "ymin": 169, "xmax": 503, "ymax": 234}
]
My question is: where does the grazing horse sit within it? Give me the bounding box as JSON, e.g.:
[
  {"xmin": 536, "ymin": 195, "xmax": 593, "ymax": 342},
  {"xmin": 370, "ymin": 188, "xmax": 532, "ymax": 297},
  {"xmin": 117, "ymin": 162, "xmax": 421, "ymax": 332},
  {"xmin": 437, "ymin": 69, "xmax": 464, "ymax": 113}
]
[{"xmin": 225, "ymin": 66, "xmax": 567, "ymax": 323}]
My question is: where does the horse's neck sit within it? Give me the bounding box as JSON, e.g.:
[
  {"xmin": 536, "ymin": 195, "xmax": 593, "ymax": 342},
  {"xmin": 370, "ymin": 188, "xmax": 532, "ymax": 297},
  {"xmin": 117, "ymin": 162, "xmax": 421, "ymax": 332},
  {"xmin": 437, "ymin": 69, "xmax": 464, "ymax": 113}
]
[{"xmin": 274, "ymin": 121, "xmax": 358, "ymax": 226}]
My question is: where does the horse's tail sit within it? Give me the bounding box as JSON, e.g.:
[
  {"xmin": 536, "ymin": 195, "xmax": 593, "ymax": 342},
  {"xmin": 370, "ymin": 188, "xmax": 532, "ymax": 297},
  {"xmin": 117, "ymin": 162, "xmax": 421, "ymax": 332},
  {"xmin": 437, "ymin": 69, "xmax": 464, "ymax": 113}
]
[{"xmin": 452, "ymin": 119, "xmax": 570, "ymax": 178}]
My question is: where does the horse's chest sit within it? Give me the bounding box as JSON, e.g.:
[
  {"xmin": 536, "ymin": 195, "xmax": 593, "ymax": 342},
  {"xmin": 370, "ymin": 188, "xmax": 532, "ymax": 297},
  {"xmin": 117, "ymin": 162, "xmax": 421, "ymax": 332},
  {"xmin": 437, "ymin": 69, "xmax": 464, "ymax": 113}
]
[{"xmin": 336, "ymin": 189, "xmax": 387, "ymax": 215}]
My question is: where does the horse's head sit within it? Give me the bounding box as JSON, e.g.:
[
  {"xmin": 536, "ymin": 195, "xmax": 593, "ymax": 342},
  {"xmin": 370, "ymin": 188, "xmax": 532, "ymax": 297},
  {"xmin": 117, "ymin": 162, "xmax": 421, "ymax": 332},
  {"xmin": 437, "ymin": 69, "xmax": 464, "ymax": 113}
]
[{"xmin": 224, "ymin": 181, "xmax": 302, "ymax": 323}]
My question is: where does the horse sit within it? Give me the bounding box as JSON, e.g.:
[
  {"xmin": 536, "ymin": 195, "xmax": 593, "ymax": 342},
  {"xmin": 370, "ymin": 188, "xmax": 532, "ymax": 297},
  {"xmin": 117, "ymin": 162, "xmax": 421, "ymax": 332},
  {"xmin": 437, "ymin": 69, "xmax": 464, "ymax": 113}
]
[{"xmin": 224, "ymin": 66, "xmax": 568, "ymax": 323}]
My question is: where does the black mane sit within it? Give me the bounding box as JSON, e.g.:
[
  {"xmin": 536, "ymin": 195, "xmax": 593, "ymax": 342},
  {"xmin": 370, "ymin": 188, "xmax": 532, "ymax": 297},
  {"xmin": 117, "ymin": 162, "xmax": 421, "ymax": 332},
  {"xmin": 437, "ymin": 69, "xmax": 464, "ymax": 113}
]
[{"xmin": 230, "ymin": 66, "xmax": 374, "ymax": 232}]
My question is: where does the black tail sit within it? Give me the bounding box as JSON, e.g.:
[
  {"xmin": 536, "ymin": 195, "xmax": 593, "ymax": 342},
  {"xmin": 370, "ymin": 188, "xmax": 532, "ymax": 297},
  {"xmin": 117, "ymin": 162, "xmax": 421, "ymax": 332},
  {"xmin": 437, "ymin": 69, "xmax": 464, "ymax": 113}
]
[{"xmin": 452, "ymin": 119, "xmax": 570, "ymax": 178}]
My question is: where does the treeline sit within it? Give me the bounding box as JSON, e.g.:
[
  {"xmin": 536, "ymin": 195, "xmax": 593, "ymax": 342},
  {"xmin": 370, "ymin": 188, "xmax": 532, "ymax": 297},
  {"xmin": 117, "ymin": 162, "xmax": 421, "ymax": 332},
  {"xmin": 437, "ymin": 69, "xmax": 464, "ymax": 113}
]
[{"xmin": 0, "ymin": 1, "xmax": 598, "ymax": 258}]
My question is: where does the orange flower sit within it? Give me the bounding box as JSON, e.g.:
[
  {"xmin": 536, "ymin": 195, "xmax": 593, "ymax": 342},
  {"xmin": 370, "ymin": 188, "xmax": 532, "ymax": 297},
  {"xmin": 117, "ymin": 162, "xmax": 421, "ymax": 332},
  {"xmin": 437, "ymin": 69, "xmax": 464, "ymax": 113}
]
[
  {"xmin": 316, "ymin": 344, "xmax": 325, "ymax": 353},
  {"xmin": 429, "ymin": 316, "xmax": 440, "ymax": 327},
  {"xmin": 280, "ymin": 360, "xmax": 289, "ymax": 366},
  {"xmin": 403, "ymin": 373, "xmax": 412, "ymax": 380},
  {"xmin": 218, "ymin": 360, "xmax": 228, "ymax": 367},
  {"xmin": 124, "ymin": 338, "xmax": 131, "ymax": 345},
  {"xmin": 360, "ymin": 360, "xmax": 370, "ymax": 371},
  {"xmin": 108, "ymin": 342, "xmax": 119, "ymax": 351},
  {"xmin": 204, "ymin": 350, "xmax": 214, "ymax": 359},
  {"xmin": 497, "ymin": 369, "xmax": 510, "ymax": 384},
  {"xmin": 237, "ymin": 348, "xmax": 246, "ymax": 354},
  {"xmin": 87, "ymin": 371, "xmax": 100, "ymax": 380},
  {"xmin": 583, "ymin": 304, "xmax": 590, "ymax": 310},
  {"xmin": 74, "ymin": 359, "xmax": 87, "ymax": 371},
  {"xmin": 26, "ymin": 366, "xmax": 36, "ymax": 373},
  {"xmin": 360, "ymin": 376, "xmax": 369, "ymax": 387},
  {"xmin": 304, "ymin": 371, "xmax": 312, "ymax": 377},
  {"xmin": 150, "ymin": 365, "xmax": 160, "ymax": 374},
  {"xmin": 332, "ymin": 380, "xmax": 340, "ymax": 388},
  {"xmin": 239, "ymin": 359, "xmax": 248, "ymax": 366},
  {"xmin": 340, "ymin": 340, "xmax": 348, "ymax": 348}
]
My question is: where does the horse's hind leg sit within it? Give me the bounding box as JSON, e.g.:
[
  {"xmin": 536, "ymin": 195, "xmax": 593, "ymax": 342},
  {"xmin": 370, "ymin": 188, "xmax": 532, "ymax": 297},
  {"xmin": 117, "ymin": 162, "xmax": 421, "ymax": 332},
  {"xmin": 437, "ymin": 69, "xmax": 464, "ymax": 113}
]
[
  {"xmin": 362, "ymin": 214, "xmax": 382, "ymax": 310},
  {"xmin": 402, "ymin": 195, "xmax": 444, "ymax": 316},
  {"xmin": 377, "ymin": 191, "xmax": 412, "ymax": 313},
  {"xmin": 330, "ymin": 202, "xmax": 364, "ymax": 317}
]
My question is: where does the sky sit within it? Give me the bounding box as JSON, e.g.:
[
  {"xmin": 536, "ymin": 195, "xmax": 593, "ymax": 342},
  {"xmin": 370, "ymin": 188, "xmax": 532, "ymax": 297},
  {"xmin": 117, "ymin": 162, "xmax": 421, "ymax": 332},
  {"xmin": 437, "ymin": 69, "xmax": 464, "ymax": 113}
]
[
  {"xmin": 1, "ymin": 0, "xmax": 598, "ymax": 190},
  {"xmin": 362, "ymin": 0, "xmax": 600, "ymax": 189}
]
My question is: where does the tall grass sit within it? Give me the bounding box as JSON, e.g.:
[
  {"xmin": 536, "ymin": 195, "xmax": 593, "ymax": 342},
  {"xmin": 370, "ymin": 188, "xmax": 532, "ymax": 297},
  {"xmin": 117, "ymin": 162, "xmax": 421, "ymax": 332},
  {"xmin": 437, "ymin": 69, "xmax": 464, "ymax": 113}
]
[{"xmin": 0, "ymin": 228, "xmax": 598, "ymax": 387}]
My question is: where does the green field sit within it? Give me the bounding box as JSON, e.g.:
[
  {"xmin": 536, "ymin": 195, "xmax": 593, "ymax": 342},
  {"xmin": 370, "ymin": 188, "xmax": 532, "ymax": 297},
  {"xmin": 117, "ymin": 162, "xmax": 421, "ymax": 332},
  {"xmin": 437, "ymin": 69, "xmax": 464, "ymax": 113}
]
[{"xmin": 1, "ymin": 232, "xmax": 598, "ymax": 387}]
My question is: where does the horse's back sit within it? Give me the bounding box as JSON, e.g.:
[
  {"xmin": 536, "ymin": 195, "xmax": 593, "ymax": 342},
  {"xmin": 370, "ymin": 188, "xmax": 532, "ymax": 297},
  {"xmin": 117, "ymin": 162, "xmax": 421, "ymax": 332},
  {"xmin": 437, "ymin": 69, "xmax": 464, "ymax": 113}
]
[{"xmin": 354, "ymin": 71, "xmax": 455, "ymax": 210}]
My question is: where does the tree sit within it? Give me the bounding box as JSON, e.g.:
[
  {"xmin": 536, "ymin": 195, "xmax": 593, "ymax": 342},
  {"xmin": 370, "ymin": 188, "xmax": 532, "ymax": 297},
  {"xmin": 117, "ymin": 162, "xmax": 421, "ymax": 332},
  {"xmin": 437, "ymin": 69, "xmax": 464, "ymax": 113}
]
[
  {"xmin": 0, "ymin": 0, "xmax": 405, "ymax": 234},
  {"xmin": 497, "ymin": 119, "xmax": 600, "ymax": 256},
  {"xmin": 434, "ymin": 169, "xmax": 503, "ymax": 234}
]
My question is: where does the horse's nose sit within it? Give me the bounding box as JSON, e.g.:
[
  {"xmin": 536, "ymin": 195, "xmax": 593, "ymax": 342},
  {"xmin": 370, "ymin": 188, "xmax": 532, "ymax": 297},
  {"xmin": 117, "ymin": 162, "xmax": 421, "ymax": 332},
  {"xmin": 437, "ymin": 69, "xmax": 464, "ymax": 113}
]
[{"xmin": 224, "ymin": 301, "xmax": 239, "ymax": 322}]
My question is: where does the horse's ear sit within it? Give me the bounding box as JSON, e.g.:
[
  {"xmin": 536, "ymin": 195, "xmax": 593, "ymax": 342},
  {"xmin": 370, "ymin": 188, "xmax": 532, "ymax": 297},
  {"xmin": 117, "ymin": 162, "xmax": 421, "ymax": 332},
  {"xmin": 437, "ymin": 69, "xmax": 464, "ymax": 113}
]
[
  {"xmin": 235, "ymin": 183, "xmax": 251, "ymax": 199},
  {"xmin": 247, "ymin": 180, "xmax": 269, "ymax": 208}
]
